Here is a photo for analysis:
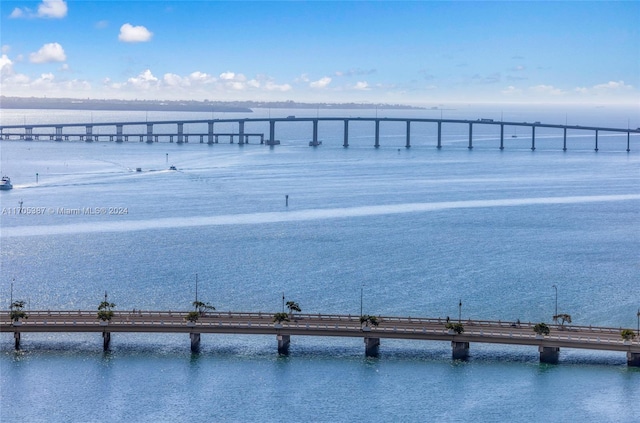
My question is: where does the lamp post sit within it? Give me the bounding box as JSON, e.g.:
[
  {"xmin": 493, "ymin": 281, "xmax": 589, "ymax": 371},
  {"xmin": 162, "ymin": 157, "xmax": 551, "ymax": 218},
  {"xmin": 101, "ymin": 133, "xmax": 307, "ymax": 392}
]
[
  {"xmin": 637, "ymin": 308, "xmax": 639, "ymax": 337},
  {"xmin": 458, "ymin": 299, "xmax": 462, "ymax": 323},
  {"xmin": 360, "ymin": 285, "xmax": 364, "ymax": 317},
  {"xmin": 282, "ymin": 292, "xmax": 285, "ymax": 314},
  {"xmin": 552, "ymin": 285, "xmax": 558, "ymax": 320}
]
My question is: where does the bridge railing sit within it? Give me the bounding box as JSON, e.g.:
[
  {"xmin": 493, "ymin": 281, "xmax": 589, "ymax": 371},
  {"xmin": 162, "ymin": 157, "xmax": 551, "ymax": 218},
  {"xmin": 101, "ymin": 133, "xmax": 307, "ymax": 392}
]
[{"xmin": 1, "ymin": 310, "xmax": 629, "ymax": 335}]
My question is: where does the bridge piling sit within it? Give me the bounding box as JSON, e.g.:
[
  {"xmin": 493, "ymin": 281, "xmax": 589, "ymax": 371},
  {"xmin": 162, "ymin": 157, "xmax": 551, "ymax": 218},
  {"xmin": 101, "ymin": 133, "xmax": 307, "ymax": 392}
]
[
  {"xmin": 239, "ymin": 121, "xmax": 245, "ymax": 145},
  {"xmin": 563, "ymin": 127, "xmax": 567, "ymax": 151},
  {"xmin": 437, "ymin": 122, "xmax": 442, "ymax": 149},
  {"xmin": 343, "ymin": 120, "xmax": 349, "ymax": 147},
  {"xmin": 539, "ymin": 346, "xmax": 559, "ymax": 364},
  {"xmin": 190, "ymin": 332, "xmax": 201, "ymax": 353},
  {"xmin": 500, "ymin": 124, "xmax": 504, "ymax": 150},
  {"xmin": 146, "ymin": 124, "xmax": 153, "ymax": 143},
  {"xmin": 14, "ymin": 331, "xmax": 20, "ymax": 350},
  {"xmin": 374, "ymin": 120, "xmax": 380, "ymax": 148},
  {"xmin": 208, "ymin": 121, "xmax": 214, "ymax": 144},
  {"xmin": 277, "ymin": 334, "xmax": 290, "ymax": 355},
  {"xmin": 627, "ymin": 352, "xmax": 640, "ymax": 367},
  {"xmin": 531, "ymin": 126, "xmax": 536, "ymax": 151},
  {"xmin": 451, "ymin": 341, "xmax": 469, "ymax": 360},
  {"xmin": 102, "ymin": 331, "xmax": 111, "ymax": 351},
  {"xmin": 405, "ymin": 121, "xmax": 411, "ymax": 148},
  {"xmin": 594, "ymin": 130, "xmax": 599, "ymax": 152},
  {"xmin": 468, "ymin": 123, "xmax": 473, "ymax": 149},
  {"xmin": 364, "ymin": 337, "xmax": 380, "ymax": 357}
]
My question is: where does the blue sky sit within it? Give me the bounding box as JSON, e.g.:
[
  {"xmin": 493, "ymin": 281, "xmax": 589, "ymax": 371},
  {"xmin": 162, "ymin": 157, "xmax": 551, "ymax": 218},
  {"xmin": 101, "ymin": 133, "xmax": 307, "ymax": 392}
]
[{"xmin": 1, "ymin": 0, "xmax": 638, "ymax": 105}]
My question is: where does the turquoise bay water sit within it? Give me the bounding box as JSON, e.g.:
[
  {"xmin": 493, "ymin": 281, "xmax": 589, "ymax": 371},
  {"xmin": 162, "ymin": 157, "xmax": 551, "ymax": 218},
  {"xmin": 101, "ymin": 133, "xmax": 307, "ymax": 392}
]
[{"xmin": 1, "ymin": 107, "xmax": 639, "ymax": 422}]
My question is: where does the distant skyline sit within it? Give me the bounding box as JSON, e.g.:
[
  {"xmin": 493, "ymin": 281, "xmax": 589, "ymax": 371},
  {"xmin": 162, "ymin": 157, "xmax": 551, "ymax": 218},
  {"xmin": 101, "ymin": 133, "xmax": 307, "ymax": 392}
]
[{"xmin": 1, "ymin": 1, "xmax": 639, "ymax": 106}]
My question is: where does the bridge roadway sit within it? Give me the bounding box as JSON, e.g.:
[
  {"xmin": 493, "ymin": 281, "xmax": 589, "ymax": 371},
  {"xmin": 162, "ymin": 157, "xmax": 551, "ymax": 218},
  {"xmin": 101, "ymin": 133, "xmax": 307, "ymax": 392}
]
[
  {"xmin": 2, "ymin": 310, "xmax": 639, "ymax": 366},
  {"xmin": 1, "ymin": 117, "xmax": 638, "ymax": 150}
]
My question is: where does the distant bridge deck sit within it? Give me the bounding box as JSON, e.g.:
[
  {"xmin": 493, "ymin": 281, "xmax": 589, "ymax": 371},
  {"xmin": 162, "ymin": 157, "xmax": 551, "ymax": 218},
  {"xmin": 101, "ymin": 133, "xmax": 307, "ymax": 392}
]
[
  {"xmin": 1, "ymin": 117, "xmax": 638, "ymax": 150},
  {"xmin": 3, "ymin": 311, "xmax": 639, "ymax": 365}
]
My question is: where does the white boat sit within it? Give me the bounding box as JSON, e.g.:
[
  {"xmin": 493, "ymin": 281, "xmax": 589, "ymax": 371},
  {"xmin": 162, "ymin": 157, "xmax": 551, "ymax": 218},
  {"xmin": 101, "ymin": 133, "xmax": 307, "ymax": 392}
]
[{"xmin": 0, "ymin": 176, "xmax": 13, "ymax": 190}]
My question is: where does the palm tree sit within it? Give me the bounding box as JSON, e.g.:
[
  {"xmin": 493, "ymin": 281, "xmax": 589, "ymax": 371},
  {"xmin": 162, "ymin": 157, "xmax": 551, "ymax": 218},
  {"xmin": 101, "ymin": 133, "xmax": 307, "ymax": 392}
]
[
  {"xmin": 286, "ymin": 300, "xmax": 301, "ymax": 319},
  {"xmin": 533, "ymin": 322, "xmax": 550, "ymax": 336},
  {"xmin": 553, "ymin": 313, "xmax": 572, "ymax": 326},
  {"xmin": 445, "ymin": 322, "xmax": 464, "ymax": 334},
  {"xmin": 273, "ymin": 312, "xmax": 290, "ymax": 324},
  {"xmin": 97, "ymin": 294, "xmax": 115, "ymax": 322},
  {"xmin": 360, "ymin": 314, "xmax": 379, "ymax": 327},
  {"xmin": 620, "ymin": 329, "xmax": 636, "ymax": 342},
  {"xmin": 193, "ymin": 300, "xmax": 215, "ymax": 316},
  {"xmin": 10, "ymin": 300, "xmax": 28, "ymax": 322}
]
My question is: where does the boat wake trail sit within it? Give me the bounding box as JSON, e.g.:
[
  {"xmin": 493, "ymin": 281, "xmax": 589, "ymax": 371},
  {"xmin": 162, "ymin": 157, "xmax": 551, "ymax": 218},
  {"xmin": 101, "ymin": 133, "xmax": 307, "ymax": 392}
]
[{"xmin": 3, "ymin": 194, "xmax": 639, "ymax": 237}]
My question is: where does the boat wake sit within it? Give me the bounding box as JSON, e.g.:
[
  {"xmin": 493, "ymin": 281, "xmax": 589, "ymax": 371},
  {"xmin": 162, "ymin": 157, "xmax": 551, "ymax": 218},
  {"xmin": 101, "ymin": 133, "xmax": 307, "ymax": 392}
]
[{"xmin": 3, "ymin": 193, "xmax": 639, "ymax": 238}]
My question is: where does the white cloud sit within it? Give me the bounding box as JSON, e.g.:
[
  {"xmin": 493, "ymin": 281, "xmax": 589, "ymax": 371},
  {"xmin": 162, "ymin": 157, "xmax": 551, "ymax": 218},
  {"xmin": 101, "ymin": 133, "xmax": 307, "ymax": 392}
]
[
  {"xmin": 264, "ymin": 81, "xmax": 292, "ymax": 92},
  {"xmin": 310, "ymin": 76, "xmax": 332, "ymax": 89},
  {"xmin": 501, "ymin": 85, "xmax": 522, "ymax": 96},
  {"xmin": 29, "ymin": 42, "xmax": 67, "ymax": 63},
  {"xmin": 38, "ymin": 0, "xmax": 67, "ymax": 18},
  {"xmin": 118, "ymin": 23, "xmax": 153, "ymax": 43},
  {"xmin": 1, "ymin": 45, "xmax": 10, "ymax": 54},
  {"xmin": 352, "ymin": 81, "xmax": 370, "ymax": 90},
  {"xmin": 592, "ymin": 80, "xmax": 633, "ymax": 91},
  {"xmin": 127, "ymin": 69, "xmax": 159, "ymax": 89},
  {"xmin": 529, "ymin": 84, "xmax": 564, "ymax": 96},
  {"xmin": 1, "ymin": 54, "xmax": 14, "ymax": 76},
  {"xmin": 10, "ymin": 8, "xmax": 26, "ymax": 18},
  {"xmin": 95, "ymin": 20, "xmax": 109, "ymax": 29},
  {"xmin": 10, "ymin": 0, "xmax": 67, "ymax": 19}
]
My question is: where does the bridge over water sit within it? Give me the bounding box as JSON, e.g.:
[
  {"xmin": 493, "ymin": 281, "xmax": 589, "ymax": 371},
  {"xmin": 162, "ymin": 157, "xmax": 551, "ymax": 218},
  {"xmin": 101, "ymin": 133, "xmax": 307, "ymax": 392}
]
[
  {"xmin": 3, "ymin": 310, "xmax": 639, "ymax": 366},
  {"xmin": 1, "ymin": 117, "xmax": 638, "ymax": 151}
]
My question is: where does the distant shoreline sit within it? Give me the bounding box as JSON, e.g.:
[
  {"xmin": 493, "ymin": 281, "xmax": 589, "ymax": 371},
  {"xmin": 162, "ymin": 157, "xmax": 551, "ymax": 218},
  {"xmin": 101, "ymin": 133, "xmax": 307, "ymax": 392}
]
[{"xmin": 1, "ymin": 96, "xmax": 423, "ymax": 113}]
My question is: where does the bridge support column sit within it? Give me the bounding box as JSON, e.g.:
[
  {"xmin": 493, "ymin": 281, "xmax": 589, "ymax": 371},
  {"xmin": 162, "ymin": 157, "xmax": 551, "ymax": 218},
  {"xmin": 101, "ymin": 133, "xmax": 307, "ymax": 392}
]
[
  {"xmin": 116, "ymin": 125, "xmax": 123, "ymax": 143},
  {"xmin": 531, "ymin": 126, "xmax": 536, "ymax": 151},
  {"xmin": 239, "ymin": 121, "xmax": 245, "ymax": 145},
  {"xmin": 312, "ymin": 119, "xmax": 318, "ymax": 145},
  {"xmin": 405, "ymin": 121, "xmax": 411, "ymax": 148},
  {"xmin": 437, "ymin": 121, "xmax": 442, "ymax": 149},
  {"xmin": 102, "ymin": 331, "xmax": 111, "ymax": 351},
  {"xmin": 374, "ymin": 120, "xmax": 380, "ymax": 148},
  {"xmin": 55, "ymin": 126, "xmax": 63, "ymax": 141},
  {"xmin": 146, "ymin": 124, "xmax": 153, "ymax": 143},
  {"xmin": 539, "ymin": 346, "xmax": 559, "ymax": 364},
  {"xmin": 85, "ymin": 125, "xmax": 93, "ymax": 142},
  {"xmin": 190, "ymin": 333, "xmax": 201, "ymax": 353},
  {"xmin": 364, "ymin": 337, "xmax": 380, "ymax": 357},
  {"xmin": 627, "ymin": 352, "xmax": 640, "ymax": 367},
  {"xmin": 267, "ymin": 120, "xmax": 276, "ymax": 145},
  {"xmin": 343, "ymin": 120, "xmax": 349, "ymax": 148},
  {"xmin": 627, "ymin": 132, "xmax": 630, "ymax": 152},
  {"xmin": 451, "ymin": 341, "xmax": 469, "ymax": 360},
  {"xmin": 499, "ymin": 124, "xmax": 504, "ymax": 150},
  {"xmin": 563, "ymin": 128, "xmax": 567, "ymax": 151},
  {"xmin": 277, "ymin": 334, "xmax": 290, "ymax": 355},
  {"xmin": 177, "ymin": 123, "xmax": 184, "ymax": 143},
  {"xmin": 14, "ymin": 331, "xmax": 20, "ymax": 350},
  {"xmin": 25, "ymin": 126, "xmax": 33, "ymax": 141},
  {"xmin": 468, "ymin": 123, "xmax": 473, "ymax": 149},
  {"xmin": 208, "ymin": 121, "xmax": 214, "ymax": 144},
  {"xmin": 594, "ymin": 130, "xmax": 599, "ymax": 152}
]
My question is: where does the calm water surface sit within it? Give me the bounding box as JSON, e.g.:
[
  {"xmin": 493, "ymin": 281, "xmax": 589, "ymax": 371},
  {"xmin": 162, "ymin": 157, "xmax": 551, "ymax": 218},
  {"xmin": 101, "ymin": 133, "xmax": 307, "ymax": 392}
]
[{"xmin": 1, "ymin": 107, "xmax": 639, "ymax": 422}]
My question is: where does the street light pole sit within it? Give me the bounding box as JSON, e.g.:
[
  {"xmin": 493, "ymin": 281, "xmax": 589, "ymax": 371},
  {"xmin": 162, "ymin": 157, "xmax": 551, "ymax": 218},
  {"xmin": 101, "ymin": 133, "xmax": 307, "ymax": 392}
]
[
  {"xmin": 552, "ymin": 284, "xmax": 558, "ymax": 320},
  {"xmin": 458, "ymin": 299, "xmax": 462, "ymax": 323},
  {"xmin": 360, "ymin": 285, "xmax": 363, "ymax": 317},
  {"xmin": 282, "ymin": 292, "xmax": 285, "ymax": 314},
  {"xmin": 637, "ymin": 308, "xmax": 639, "ymax": 337}
]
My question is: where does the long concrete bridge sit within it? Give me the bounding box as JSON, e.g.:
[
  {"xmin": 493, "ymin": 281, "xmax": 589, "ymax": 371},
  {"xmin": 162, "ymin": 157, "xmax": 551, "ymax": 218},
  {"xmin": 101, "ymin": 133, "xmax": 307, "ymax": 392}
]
[
  {"xmin": 1, "ymin": 117, "xmax": 638, "ymax": 151},
  {"xmin": 2, "ymin": 310, "xmax": 639, "ymax": 366}
]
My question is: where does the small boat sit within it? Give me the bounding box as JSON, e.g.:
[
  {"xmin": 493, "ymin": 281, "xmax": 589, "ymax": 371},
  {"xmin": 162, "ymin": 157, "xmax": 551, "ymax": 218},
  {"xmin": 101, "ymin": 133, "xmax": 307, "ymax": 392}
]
[
  {"xmin": 0, "ymin": 176, "xmax": 13, "ymax": 190},
  {"xmin": 169, "ymin": 165, "xmax": 177, "ymax": 170}
]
